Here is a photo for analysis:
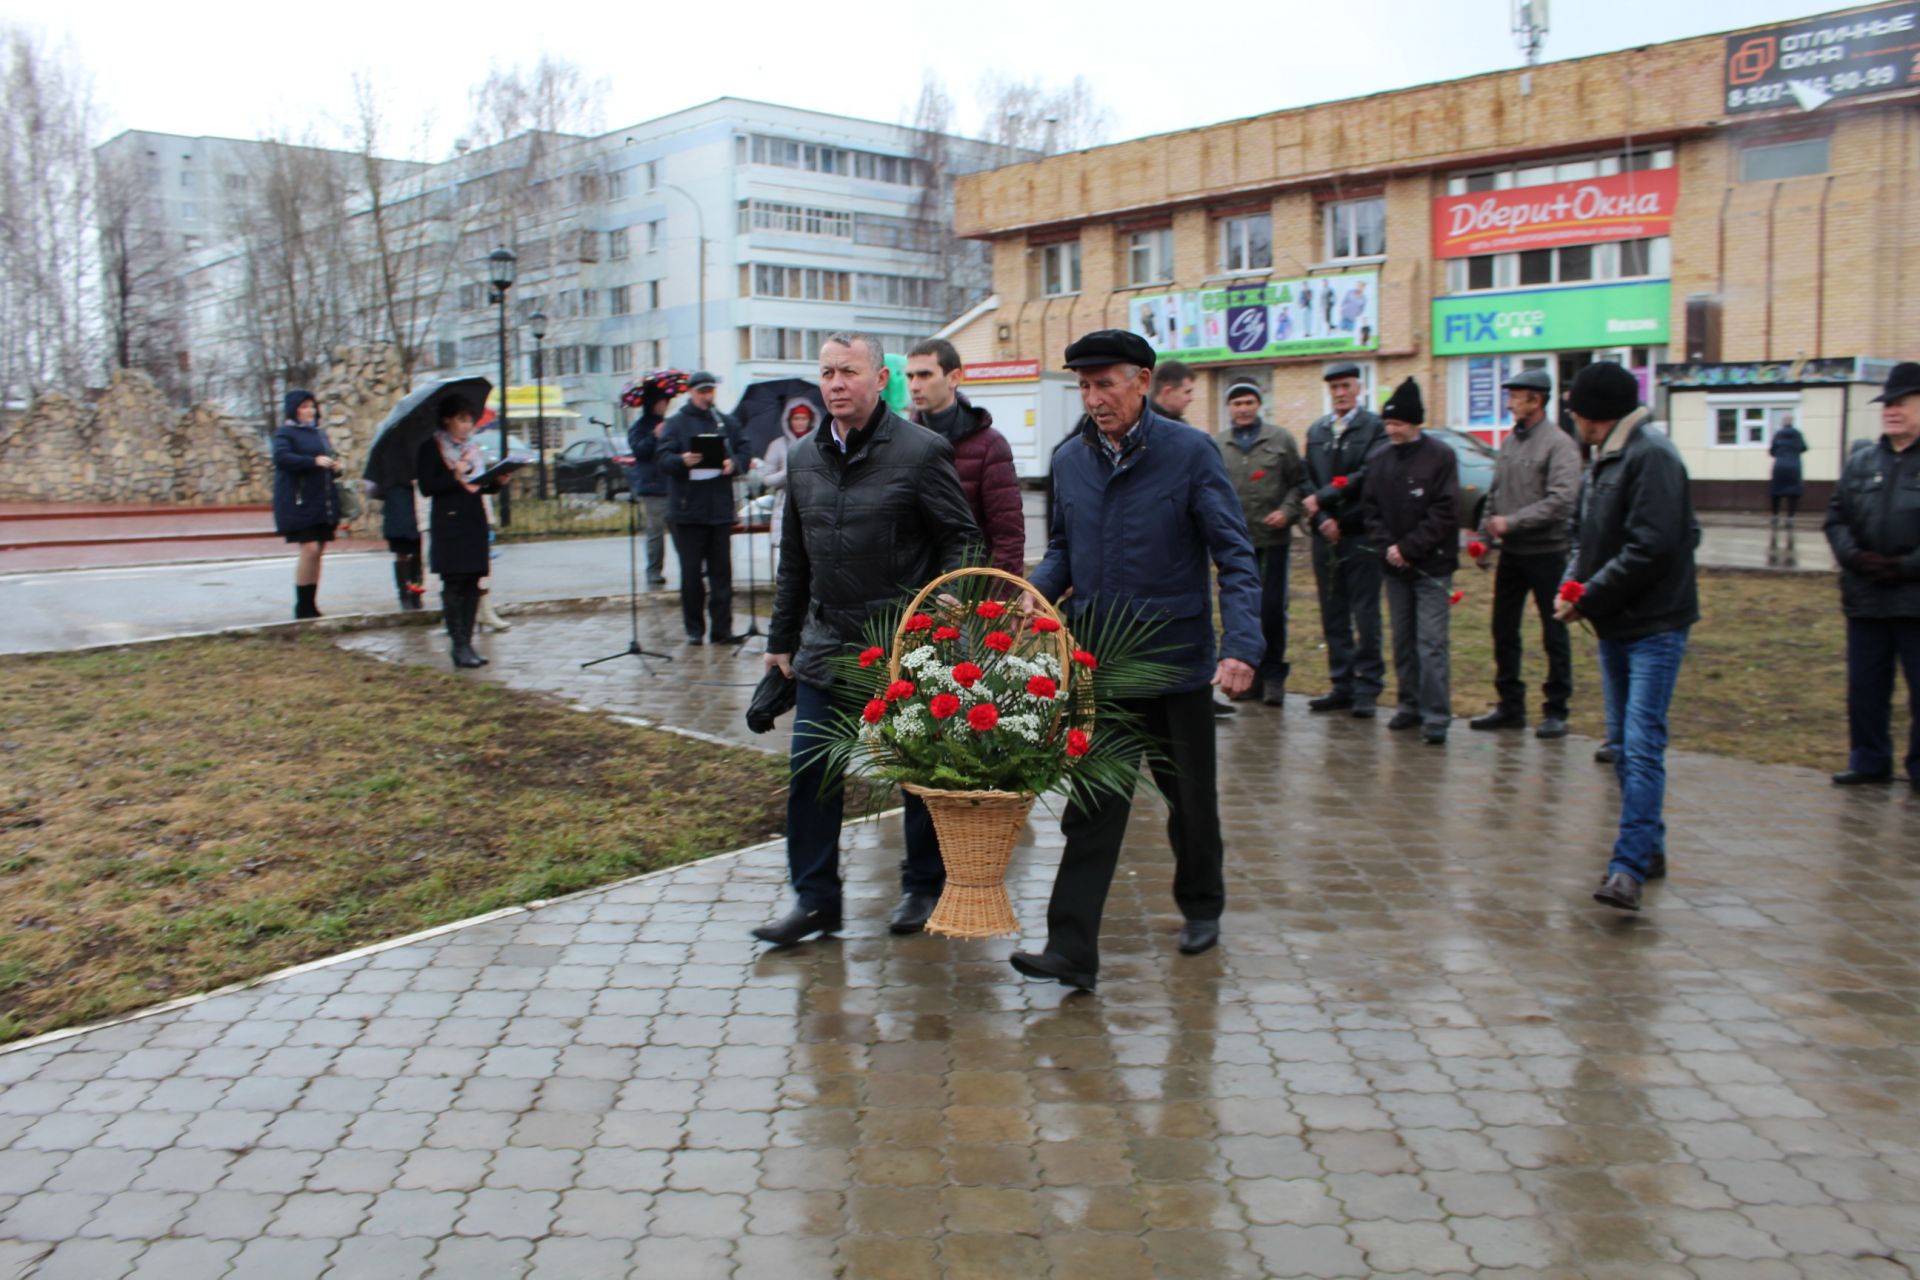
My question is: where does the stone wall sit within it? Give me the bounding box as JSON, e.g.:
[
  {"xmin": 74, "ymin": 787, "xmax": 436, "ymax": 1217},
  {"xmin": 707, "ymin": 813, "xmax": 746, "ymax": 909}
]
[{"xmin": 312, "ymin": 344, "xmax": 406, "ymax": 488}]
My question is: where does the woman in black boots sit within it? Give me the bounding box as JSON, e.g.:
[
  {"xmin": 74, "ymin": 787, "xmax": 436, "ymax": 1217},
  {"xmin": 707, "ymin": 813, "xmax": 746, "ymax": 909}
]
[
  {"xmin": 381, "ymin": 481, "xmax": 426, "ymax": 611},
  {"xmin": 271, "ymin": 390, "xmax": 342, "ymax": 619},
  {"xmin": 416, "ymin": 395, "xmax": 512, "ymax": 668}
]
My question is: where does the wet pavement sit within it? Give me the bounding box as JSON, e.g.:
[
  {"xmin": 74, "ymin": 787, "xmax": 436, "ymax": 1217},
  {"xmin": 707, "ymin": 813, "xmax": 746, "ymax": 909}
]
[{"xmin": 2, "ymin": 606, "xmax": 1918, "ymax": 1278}]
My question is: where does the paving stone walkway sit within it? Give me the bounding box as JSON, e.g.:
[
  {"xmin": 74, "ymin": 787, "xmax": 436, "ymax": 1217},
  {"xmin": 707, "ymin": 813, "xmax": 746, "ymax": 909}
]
[{"xmin": 2, "ymin": 608, "xmax": 1917, "ymax": 1278}]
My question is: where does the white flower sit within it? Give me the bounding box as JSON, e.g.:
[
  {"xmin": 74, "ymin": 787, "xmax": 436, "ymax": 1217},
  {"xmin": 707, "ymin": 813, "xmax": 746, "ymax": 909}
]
[
  {"xmin": 1000, "ymin": 711, "xmax": 1043, "ymax": 742},
  {"xmin": 893, "ymin": 703, "xmax": 929, "ymax": 738},
  {"xmin": 900, "ymin": 645, "xmax": 936, "ymax": 672}
]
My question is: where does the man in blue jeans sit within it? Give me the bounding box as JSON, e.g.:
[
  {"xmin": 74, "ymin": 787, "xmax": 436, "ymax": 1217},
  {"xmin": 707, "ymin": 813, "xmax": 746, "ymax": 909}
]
[
  {"xmin": 756, "ymin": 332, "xmax": 979, "ymax": 946},
  {"xmin": 1554, "ymin": 363, "xmax": 1700, "ymax": 913}
]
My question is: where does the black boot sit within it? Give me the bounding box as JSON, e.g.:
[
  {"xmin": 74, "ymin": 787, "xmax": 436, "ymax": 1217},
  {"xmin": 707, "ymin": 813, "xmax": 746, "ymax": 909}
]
[
  {"xmin": 294, "ymin": 584, "xmax": 320, "ymax": 619},
  {"xmin": 446, "ymin": 592, "xmax": 485, "ymax": 669},
  {"xmin": 394, "ymin": 562, "xmax": 420, "ymax": 611}
]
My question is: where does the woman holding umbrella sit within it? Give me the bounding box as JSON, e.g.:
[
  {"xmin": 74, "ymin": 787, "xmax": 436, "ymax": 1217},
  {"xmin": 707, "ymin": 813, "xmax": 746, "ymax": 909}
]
[
  {"xmin": 417, "ymin": 394, "xmax": 514, "ymax": 668},
  {"xmin": 272, "ymin": 389, "xmax": 342, "ymax": 619},
  {"xmin": 757, "ymin": 398, "xmax": 816, "ymax": 570}
]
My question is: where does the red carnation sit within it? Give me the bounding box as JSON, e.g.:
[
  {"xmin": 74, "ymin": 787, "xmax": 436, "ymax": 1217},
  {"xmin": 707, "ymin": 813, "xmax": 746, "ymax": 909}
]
[
  {"xmin": 1449, "ymin": 590, "xmax": 1464, "ymax": 606},
  {"xmin": 1558, "ymin": 580, "xmax": 1586, "ymax": 604},
  {"xmin": 951, "ymin": 661, "xmax": 984, "ymax": 688},
  {"xmin": 1026, "ymin": 675, "xmax": 1059, "ymax": 700},
  {"xmin": 904, "ymin": 613, "xmax": 933, "ymax": 632},
  {"xmin": 1466, "ymin": 540, "xmax": 1488, "ymax": 559},
  {"xmin": 857, "ymin": 646, "xmax": 884, "ymax": 668},
  {"xmin": 932, "ymin": 625, "xmax": 960, "ymax": 642},
  {"xmin": 862, "ymin": 699, "xmax": 886, "ymax": 724},
  {"xmin": 1071, "ymin": 649, "xmax": 1098, "ymax": 670},
  {"xmin": 1065, "ymin": 729, "xmax": 1090, "ymax": 758},
  {"xmin": 967, "ymin": 703, "xmax": 999, "ymax": 732},
  {"xmin": 1251, "ymin": 469, "xmax": 1267, "ymax": 481},
  {"xmin": 1031, "ymin": 617, "xmax": 1061, "ymax": 633},
  {"xmin": 885, "ymin": 679, "xmax": 915, "ymax": 701},
  {"xmin": 1331, "ymin": 475, "xmax": 1350, "ymax": 489},
  {"xmin": 983, "ymin": 631, "xmax": 1013, "ymax": 653},
  {"xmin": 975, "ymin": 600, "xmax": 1007, "ymax": 620},
  {"xmin": 929, "ymin": 693, "xmax": 960, "ymax": 720}
]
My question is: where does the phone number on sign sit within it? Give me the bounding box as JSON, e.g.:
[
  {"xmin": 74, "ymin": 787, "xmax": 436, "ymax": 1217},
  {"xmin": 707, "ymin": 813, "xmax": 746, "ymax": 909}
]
[{"xmin": 1729, "ymin": 63, "xmax": 1903, "ymax": 107}]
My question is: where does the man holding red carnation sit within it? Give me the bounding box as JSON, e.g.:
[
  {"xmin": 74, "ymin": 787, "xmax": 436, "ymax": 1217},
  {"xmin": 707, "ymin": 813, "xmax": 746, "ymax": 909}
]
[
  {"xmin": 1553, "ymin": 363, "xmax": 1700, "ymax": 913},
  {"xmin": 1013, "ymin": 329, "xmax": 1263, "ymax": 990}
]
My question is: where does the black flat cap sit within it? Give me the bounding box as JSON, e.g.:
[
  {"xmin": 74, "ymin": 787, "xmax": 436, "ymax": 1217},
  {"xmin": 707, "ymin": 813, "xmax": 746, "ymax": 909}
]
[
  {"xmin": 1501, "ymin": 368, "xmax": 1553, "ymax": 393},
  {"xmin": 1323, "ymin": 362, "xmax": 1362, "ymax": 382},
  {"xmin": 688, "ymin": 370, "xmax": 720, "ymax": 389},
  {"xmin": 1063, "ymin": 330, "xmax": 1156, "ymax": 370}
]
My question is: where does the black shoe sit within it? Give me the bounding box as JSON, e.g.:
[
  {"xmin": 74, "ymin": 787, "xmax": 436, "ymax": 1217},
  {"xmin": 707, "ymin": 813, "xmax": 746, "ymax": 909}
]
[
  {"xmin": 1261, "ymin": 686, "xmax": 1286, "ymax": 707},
  {"xmin": 1831, "ymin": 769, "xmax": 1893, "ymax": 786},
  {"xmin": 1469, "ymin": 708, "xmax": 1526, "ymax": 731},
  {"xmin": 1177, "ymin": 921, "xmax": 1220, "ymax": 955},
  {"xmin": 294, "ymin": 584, "xmax": 321, "ymax": 620},
  {"xmin": 887, "ymin": 892, "xmax": 940, "ymax": 936},
  {"xmin": 1308, "ymin": 692, "xmax": 1353, "ymax": 713},
  {"xmin": 1535, "ymin": 717, "xmax": 1569, "ymax": 740},
  {"xmin": 714, "ymin": 633, "xmax": 752, "ymax": 645},
  {"xmin": 1228, "ymin": 680, "xmax": 1263, "ymax": 703},
  {"xmin": 1009, "ymin": 950, "xmax": 1097, "ymax": 991},
  {"xmin": 751, "ymin": 904, "xmax": 842, "ymax": 946},
  {"xmin": 1386, "ymin": 710, "xmax": 1421, "ymax": 731},
  {"xmin": 1593, "ymin": 871, "xmax": 1643, "ymax": 911},
  {"xmin": 1350, "ymin": 701, "xmax": 1377, "ymax": 719},
  {"xmin": 1422, "ymin": 729, "xmax": 1448, "ymax": 746},
  {"xmin": 684, "ymin": 634, "xmax": 705, "ymax": 647},
  {"xmin": 646, "ymin": 578, "xmax": 668, "ymax": 589},
  {"xmin": 1594, "ymin": 745, "xmax": 1619, "ymax": 764},
  {"xmin": 1212, "ymin": 698, "xmax": 1237, "ymax": 718},
  {"xmin": 1646, "ymin": 854, "xmax": 1668, "ymax": 880}
]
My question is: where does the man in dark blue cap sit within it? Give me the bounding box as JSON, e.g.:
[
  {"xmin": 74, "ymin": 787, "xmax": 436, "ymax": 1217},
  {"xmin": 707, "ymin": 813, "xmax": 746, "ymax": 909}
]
[
  {"xmin": 1298, "ymin": 361, "xmax": 1388, "ymax": 716},
  {"xmin": 1825, "ymin": 360, "xmax": 1920, "ymax": 791},
  {"xmin": 658, "ymin": 371, "xmax": 750, "ymax": 644},
  {"xmin": 1012, "ymin": 329, "xmax": 1263, "ymax": 990}
]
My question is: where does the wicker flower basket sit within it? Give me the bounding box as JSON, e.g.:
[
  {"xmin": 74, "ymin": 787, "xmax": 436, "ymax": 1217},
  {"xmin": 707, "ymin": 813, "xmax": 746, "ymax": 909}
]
[{"xmin": 889, "ymin": 566, "xmax": 1075, "ymax": 940}]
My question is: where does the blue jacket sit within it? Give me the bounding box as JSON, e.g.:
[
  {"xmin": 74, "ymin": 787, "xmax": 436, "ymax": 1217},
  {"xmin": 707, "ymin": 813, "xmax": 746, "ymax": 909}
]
[
  {"xmin": 1032, "ymin": 407, "xmax": 1264, "ymax": 694},
  {"xmin": 627, "ymin": 411, "xmax": 668, "ymax": 497},
  {"xmin": 270, "ymin": 420, "xmax": 338, "ymax": 534}
]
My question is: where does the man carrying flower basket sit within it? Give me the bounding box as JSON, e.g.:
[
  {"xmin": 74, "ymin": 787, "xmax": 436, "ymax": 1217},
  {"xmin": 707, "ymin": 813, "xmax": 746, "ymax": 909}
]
[
  {"xmin": 755, "ymin": 332, "xmax": 981, "ymax": 946},
  {"xmin": 1010, "ymin": 329, "xmax": 1264, "ymax": 990}
]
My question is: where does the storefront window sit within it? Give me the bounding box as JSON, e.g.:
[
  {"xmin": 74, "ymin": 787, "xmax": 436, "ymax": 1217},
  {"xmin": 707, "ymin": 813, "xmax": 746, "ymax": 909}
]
[{"xmin": 1709, "ymin": 400, "xmax": 1798, "ymax": 448}]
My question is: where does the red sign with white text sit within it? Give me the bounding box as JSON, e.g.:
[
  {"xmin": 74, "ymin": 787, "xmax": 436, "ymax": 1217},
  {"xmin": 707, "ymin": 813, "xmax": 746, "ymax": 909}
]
[
  {"xmin": 961, "ymin": 360, "xmax": 1042, "ymax": 383},
  {"xmin": 1431, "ymin": 168, "xmax": 1679, "ymax": 259}
]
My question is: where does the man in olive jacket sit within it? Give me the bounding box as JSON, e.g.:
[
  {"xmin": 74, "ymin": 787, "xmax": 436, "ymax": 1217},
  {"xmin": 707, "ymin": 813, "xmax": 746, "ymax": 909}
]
[
  {"xmin": 1215, "ymin": 380, "xmax": 1304, "ymax": 705},
  {"xmin": 756, "ymin": 332, "xmax": 980, "ymax": 947},
  {"xmin": 1824, "ymin": 360, "xmax": 1920, "ymax": 791},
  {"xmin": 1299, "ymin": 362, "xmax": 1389, "ymax": 716},
  {"xmin": 1555, "ymin": 363, "xmax": 1700, "ymax": 914}
]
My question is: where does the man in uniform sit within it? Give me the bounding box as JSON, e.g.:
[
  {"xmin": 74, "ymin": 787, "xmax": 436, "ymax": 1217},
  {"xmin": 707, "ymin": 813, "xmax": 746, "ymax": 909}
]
[
  {"xmin": 1214, "ymin": 380, "xmax": 1303, "ymax": 706},
  {"xmin": 1298, "ymin": 362, "xmax": 1388, "ymax": 716}
]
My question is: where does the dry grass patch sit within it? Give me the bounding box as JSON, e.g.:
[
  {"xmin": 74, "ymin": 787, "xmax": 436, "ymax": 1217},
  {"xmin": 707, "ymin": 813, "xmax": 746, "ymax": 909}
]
[{"xmin": 0, "ymin": 633, "xmax": 789, "ymax": 1043}]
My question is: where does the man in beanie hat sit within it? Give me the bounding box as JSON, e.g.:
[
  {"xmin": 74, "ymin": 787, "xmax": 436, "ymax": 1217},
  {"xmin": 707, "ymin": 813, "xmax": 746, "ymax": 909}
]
[
  {"xmin": 1013, "ymin": 329, "xmax": 1263, "ymax": 989},
  {"xmin": 1555, "ymin": 362, "xmax": 1700, "ymax": 913},
  {"xmin": 1824, "ymin": 360, "xmax": 1920, "ymax": 790},
  {"xmin": 1471, "ymin": 367, "xmax": 1582, "ymax": 738},
  {"xmin": 1360, "ymin": 378, "xmax": 1459, "ymax": 744},
  {"xmin": 1298, "ymin": 362, "xmax": 1389, "ymax": 716},
  {"xmin": 1215, "ymin": 380, "xmax": 1305, "ymax": 705}
]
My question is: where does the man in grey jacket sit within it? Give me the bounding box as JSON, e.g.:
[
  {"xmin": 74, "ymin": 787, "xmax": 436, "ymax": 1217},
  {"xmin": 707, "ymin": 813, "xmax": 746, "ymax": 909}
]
[{"xmin": 1470, "ymin": 368, "xmax": 1583, "ymax": 738}]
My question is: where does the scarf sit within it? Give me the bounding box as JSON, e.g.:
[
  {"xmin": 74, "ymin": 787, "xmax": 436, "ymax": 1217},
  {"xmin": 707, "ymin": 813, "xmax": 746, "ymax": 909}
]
[{"xmin": 434, "ymin": 429, "xmax": 483, "ymax": 493}]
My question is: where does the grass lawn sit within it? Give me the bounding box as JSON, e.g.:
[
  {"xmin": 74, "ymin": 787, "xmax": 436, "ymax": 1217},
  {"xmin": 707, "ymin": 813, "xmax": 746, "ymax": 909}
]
[
  {"xmin": 0, "ymin": 633, "xmax": 790, "ymax": 1044},
  {"xmin": 1281, "ymin": 557, "xmax": 1899, "ymax": 775}
]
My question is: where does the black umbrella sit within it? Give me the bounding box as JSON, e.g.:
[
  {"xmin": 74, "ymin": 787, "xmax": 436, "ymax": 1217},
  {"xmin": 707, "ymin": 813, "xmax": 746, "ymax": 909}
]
[
  {"xmin": 729, "ymin": 378, "xmax": 825, "ymax": 458},
  {"xmin": 361, "ymin": 376, "xmax": 493, "ymax": 490}
]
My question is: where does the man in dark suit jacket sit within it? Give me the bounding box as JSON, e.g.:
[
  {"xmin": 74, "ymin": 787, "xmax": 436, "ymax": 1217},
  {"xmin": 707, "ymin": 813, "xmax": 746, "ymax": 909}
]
[{"xmin": 1298, "ymin": 362, "xmax": 1389, "ymax": 717}]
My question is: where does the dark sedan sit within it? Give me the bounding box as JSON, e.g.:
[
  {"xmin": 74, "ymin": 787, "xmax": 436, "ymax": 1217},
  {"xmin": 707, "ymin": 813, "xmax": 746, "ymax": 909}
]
[
  {"xmin": 1433, "ymin": 428, "xmax": 1498, "ymax": 529},
  {"xmin": 552, "ymin": 438, "xmax": 634, "ymax": 500}
]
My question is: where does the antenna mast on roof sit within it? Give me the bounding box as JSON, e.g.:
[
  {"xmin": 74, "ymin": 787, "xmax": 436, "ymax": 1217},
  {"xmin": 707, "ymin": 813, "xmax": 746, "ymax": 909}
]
[{"xmin": 1513, "ymin": 0, "xmax": 1549, "ymax": 66}]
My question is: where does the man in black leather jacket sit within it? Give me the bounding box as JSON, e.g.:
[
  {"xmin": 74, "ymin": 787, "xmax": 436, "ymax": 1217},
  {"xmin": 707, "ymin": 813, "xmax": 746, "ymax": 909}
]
[
  {"xmin": 1555, "ymin": 363, "xmax": 1699, "ymax": 914},
  {"xmin": 1824, "ymin": 361, "xmax": 1920, "ymax": 790},
  {"xmin": 754, "ymin": 332, "xmax": 979, "ymax": 946}
]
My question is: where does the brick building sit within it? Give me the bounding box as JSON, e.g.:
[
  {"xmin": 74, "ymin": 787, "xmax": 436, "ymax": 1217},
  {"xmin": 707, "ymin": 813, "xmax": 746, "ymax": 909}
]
[{"xmin": 950, "ymin": 3, "xmax": 1920, "ymax": 508}]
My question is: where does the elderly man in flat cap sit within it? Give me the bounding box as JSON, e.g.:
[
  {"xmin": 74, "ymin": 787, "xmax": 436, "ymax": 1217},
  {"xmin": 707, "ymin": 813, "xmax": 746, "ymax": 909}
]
[
  {"xmin": 1299, "ymin": 361, "xmax": 1389, "ymax": 717},
  {"xmin": 1014, "ymin": 329, "xmax": 1263, "ymax": 991}
]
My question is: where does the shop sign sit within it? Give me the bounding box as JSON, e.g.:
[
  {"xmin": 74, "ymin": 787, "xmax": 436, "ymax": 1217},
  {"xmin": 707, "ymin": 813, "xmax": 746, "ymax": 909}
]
[
  {"xmin": 1725, "ymin": 3, "xmax": 1920, "ymax": 113},
  {"xmin": 1433, "ymin": 281, "xmax": 1670, "ymax": 356},
  {"xmin": 960, "ymin": 360, "xmax": 1041, "ymax": 383},
  {"xmin": 1658, "ymin": 357, "xmax": 1891, "ymax": 387},
  {"xmin": 1431, "ymin": 169, "xmax": 1678, "ymax": 258},
  {"xmin": 1128, "ymin": 271, "xmax": 1379, "ymax": 361}
]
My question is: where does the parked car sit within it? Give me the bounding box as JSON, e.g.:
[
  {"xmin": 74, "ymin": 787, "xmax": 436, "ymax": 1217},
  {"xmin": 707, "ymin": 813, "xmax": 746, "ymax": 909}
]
[
  {"xmin": 551, "ymin": 438, "xmax": 633, "ymax": 501},
  {"xmin": 1433, "ymin": 428, "xmax": 1498, "ymax": 529}
]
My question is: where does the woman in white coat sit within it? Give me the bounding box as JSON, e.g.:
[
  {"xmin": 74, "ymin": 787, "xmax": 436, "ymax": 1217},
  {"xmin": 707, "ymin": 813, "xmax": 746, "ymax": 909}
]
[{"xmin": 758, "ymin": 399, "xmax": 816, "ymax": 572}]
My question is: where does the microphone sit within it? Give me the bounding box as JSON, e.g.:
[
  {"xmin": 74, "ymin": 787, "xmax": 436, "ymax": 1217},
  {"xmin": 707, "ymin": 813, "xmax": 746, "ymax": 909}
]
[{"xmin": 589, "ymin": 417, "xmax": 612, "ymax": 429}]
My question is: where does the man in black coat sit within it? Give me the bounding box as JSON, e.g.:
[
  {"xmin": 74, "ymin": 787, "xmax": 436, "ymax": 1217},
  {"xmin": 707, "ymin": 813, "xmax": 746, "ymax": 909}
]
[
  {"xmin": 657, "ymin": 371, "xmax": 749, "ymax": 644},
  {"xmin": 755, "ymin": 332, "xmax": 980, "ymax": 946},
  {"xmin": 1824, "ymin": 360, "xmax": 1920, "ymax": 791},
  {"xmin": 1299, "ymin": 362, "xmax": 1389, "ymax": 716},
  {"xmin": 1555, "ymin": 363, "xmax": 1700, "ymax": 913}
]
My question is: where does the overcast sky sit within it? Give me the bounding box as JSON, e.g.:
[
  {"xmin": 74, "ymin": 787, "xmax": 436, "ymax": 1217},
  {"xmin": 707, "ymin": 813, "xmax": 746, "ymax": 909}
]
[{"xmin": 7, "ymin": 0, "xmax": 1842, "ymax": 155}]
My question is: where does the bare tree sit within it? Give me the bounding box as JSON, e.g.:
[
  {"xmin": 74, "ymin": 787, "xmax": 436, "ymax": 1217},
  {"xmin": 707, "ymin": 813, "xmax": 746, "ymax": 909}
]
[
  {"xmin": 907, "ymin": 73, "xmax": 992, "ymax": 318},
  {"xmin": 976, "ymin": 73, "xmax": 1112, "ymax": 155},
  {"xmin": 0, "ymin": 25, "xmax": 100, "ymax": 405},
  {"xmin": 96, "ymin": 148, "xmax": 187, "ymax": 401}
]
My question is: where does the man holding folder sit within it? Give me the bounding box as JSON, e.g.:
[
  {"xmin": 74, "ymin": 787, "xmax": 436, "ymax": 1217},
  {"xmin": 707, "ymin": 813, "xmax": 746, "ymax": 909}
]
[{"xmin": 658, "ymin": 371, "xmax": 750, "ymax": 644}]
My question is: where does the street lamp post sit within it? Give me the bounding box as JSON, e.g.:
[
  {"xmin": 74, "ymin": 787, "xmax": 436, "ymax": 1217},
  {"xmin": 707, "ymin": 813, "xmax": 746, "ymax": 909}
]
[
  {"xmin": 529, "ymin": 311, "xmax": 548, "ymax": 499},
  {"xmin": 660, "ymin": 183, "xmax": 706, "ymax": 369},
  {"xmin": 487, "ymin": 245, "xmax": 517, "ymax": 526}
]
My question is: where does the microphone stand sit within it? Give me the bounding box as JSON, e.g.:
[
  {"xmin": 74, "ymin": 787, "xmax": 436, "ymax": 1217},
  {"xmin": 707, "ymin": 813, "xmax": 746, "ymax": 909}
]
[{"xmin": 582, "ymin": 416, "xmax": 671, "ymax": 673}]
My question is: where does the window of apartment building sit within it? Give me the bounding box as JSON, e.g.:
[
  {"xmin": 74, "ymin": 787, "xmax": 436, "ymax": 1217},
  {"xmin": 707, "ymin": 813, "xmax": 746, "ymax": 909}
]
[
  {"xmin": 611, "ymin": 343, "xmax": 634, "ymax": 372},
  {"xmin": 737, "ymin": 199, "xmax": 854, "ymax": 238},
  {"xmin": 457, "ymin": 283, "xmax": 484, "ymax": 311},
  {"xmin": 579, "ymin": 289, "xmax": 599, "ymax": 317},
  {"xmin": 649, "ymin": 339, "xmax": 665, "ymax": 368},
  {"xmin": 1709, "ymin": 396, "xmax": 1798, "ymax": 448},
  {"xmin": 607, "ymin": 169, "xmax": 627, "ymax": 200},
  {"xmin": 1126, "ymin": 228, "xmax": 1174, "ymax": 285},
  {"xmin": 1218, "ymin": 214, "xmax": 1272, "ymax": 273},
  {"xmin": 1324, "ymin": 197, "xmax": 1386, "ymax": 261},
  {"xmin": 1446, "ymin": 147, "xmax": 1674, "ymax": 195},
  {"xmin": 1447, "ymin": 236, "xmax": 1670, "ymax": 293},
  {"xmin": 585, "ymin": 346, "xmax": 604, "ymax": 374},
  {"xmin": 181, "ymin": 203, "xmax": 199, "ymax": 222},
  {"xmin": 855, "ymin": 212, "xmax": 940, "ymax": 252},
  {"xmin": 459, "ymin": 335, "xmax": 495, "ymax": 363},
  {"xmin": 646, "ymin": 220, "xmax": 663, "ymax": 253},
  {"xmin": 751, "ymin": 263, "xmax": 851, "ymax": 301},
  {"xmin": 738, "ymin": 134, "xmax": 923, "ymax": 185},
  {"xmin": 435, "ymin": 340, "xmax": 458, "ymax": 369},
  {"xmin": 574, "ymin": 230, "xmax": 600, "ymax": 263},
  {"xmin": 179, "ymin": 170, "xmax": 197, "ymax": 190},
  {"xmin": 224, "ymin": 172, "xmax": 248, "ymax": 192},
  {"xmin": 610, "ymin": 285, "xmax": 632, "ymax": 316},
  {"xmin": 576, "ymin": 173, "xmax": 602, "ymax": 204},
  {"xmin": 648, "ymin": 280, "xmax": 661, "ymax": 310},
  {"xmin": 181, "ymin": 234, "xmax": 201, "ymax": 252},
  {"xmin": 1038, "ymin": 241, "xmax": 1081, "ymax": 296},
  {"xmin": 1740, "ymin": 136, "xmax": 1829, "ymax": 182},
  {"xmin": 855, "ymin": 272, "xmax": 941, "ymax": 309},
  {"xmin": 609, "ymin": 228, "xmax": 629, "ymax": 259},
  {"xmin": 747, "ymin": 326, "xmax": 839, "ymax": 361},
  {"xmin": 643, "ymin": 161, "xmax": 658, "ymax": 191}
]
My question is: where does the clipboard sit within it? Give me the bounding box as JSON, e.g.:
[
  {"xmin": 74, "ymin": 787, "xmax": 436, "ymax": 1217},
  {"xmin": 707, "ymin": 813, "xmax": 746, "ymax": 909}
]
[
  {"xmin": 690, "ymin": 433, "xmax": 727, "ymax": 481},
  {"xmin": 470, "ymin": 457, "xmax": 525, "ymax": 487}
]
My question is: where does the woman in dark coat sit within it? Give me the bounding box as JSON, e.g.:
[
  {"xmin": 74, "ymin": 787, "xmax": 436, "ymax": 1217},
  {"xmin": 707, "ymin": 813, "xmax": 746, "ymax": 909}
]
[
  {"xmin": 381, "ymin": 481, "xmax": 425, "ymax": 610},
  {"xmin": 271, "ymin": 389, "xmax": 342, "ymax": 618},
  {"xmin": 416, "ymin": 395, "xmax": 513, "ymax": 668},
  {"xmin": 1769, "ymin": 418, "xmax": 1808, "ymax": 528}
]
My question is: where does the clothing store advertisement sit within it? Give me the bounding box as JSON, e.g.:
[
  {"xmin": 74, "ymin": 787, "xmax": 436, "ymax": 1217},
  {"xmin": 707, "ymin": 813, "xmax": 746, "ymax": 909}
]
[
  {"xmin": 1432, "ymin": 280, "xmax": 1671, "ymax": 356},
  {"xmin": 1129, "ymin": 271, "xmax": 1380, "ymax": 361}
]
